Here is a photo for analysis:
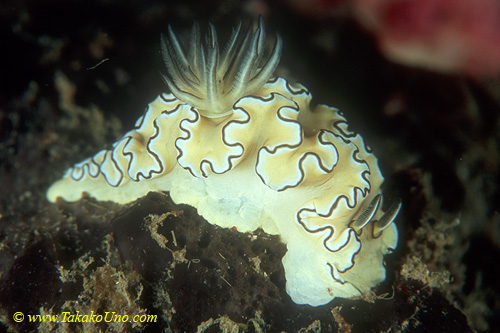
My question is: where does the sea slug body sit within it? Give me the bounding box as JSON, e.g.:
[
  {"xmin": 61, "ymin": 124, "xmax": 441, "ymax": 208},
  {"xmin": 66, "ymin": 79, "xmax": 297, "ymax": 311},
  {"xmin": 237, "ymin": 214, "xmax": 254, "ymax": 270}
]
[{"xmin": 47, "ymin": 18, "xmax": 401, "ymax": 306}]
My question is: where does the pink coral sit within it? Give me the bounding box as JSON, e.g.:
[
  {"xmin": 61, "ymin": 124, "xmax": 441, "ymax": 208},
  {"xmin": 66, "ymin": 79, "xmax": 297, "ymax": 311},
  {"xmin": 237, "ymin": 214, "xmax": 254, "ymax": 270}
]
[{"xmin": 354, "ymin": 0, "xmax": 500, "ymax": 77}]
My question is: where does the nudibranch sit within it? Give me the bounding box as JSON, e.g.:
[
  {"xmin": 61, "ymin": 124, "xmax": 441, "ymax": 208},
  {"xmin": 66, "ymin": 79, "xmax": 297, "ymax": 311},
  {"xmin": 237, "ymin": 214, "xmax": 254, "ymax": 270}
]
[{"xmin": 47, "ymin": 18, "xmax": 401, "ymax": 306}]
